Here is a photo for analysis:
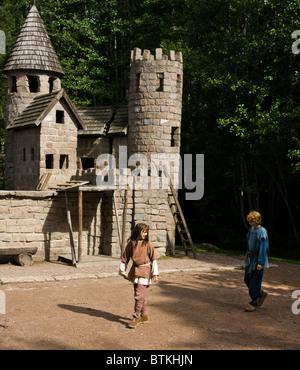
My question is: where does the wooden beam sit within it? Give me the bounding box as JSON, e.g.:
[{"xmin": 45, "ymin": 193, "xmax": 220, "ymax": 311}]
[
  {"xmin": 64, "ymin": 191, "xmax": 77, "ymax": 266},
  {"xmin": 78, "ymin": 189, "xmax": 83, "ymax": 263},
  {"xmin": 113, "ymin": 191, "xmax": 122, "ymax": 252},
  {"xmin": 121, "ymin": 189, "xmax": 128, "ymax": 256}
]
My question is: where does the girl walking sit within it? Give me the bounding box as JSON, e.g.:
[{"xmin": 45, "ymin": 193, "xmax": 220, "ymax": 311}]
[{"xmin": 119, "ymin": 223, "xmax": 159, "ymax": 328}]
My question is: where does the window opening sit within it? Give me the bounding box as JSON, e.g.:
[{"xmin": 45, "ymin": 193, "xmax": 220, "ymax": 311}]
[
  {"xmin": 156, "ymin": 73, "xmax": 164, "ymax": 92},
  {"xmin": 49, "ymin": 78, "xmax": 55, "ymax": 93},
  {"xmin": 11, "ymin": 76, "xmax": 17, "ymax": 92},
  {"xmin": 22, "ymin": 148, "xmax": 26, "ymax": 161},
  {"xmin": 171, "ymin": 127, "xmax": 179, "ymax": 147},
  {"xmin": 45, "ymin": 154, "xmax": 54, "ymax": 169},
  {"xmin": 31, "ymin": 148, "xmax": 34, "ymax": 161},
  {"xmin": 136, "ymin": 73, "xmax": 141, "ymax": 91},
  {"xmin": 81, "ymin": 157, "xmax": 95, "ymax": 170},
  {"xmin": 27, "ymin": 75, "xmax": 39, "ymax": 92},
  {"xmin": 59, "ymin": 155, "xmax": 69, "ymax": 169},
  {"xmin": 56, "ymin": 110, "xmax": 64, "ymax": 124},
  {"xmin": 177, "ymin": 74, "xmax": 182, "ymax": 89}
]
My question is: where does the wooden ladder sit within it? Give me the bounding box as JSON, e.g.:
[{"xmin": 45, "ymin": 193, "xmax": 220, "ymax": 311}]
[{"xmin": 163, "ymin": 166, "xmax": 196, "ymax": 258}]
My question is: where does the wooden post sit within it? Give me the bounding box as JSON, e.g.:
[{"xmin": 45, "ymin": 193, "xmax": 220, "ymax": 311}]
[
  {"xmin": 121, "ymin": 189, "xmax": 128, "ymax": 255},
  {"xmin": 113, "ymin": 191, "xmax": 122, "ymax": 251},
  {"xmin": 64, "ymin": 191, "xmax": 77, "ymax": 266},
  {"xmin": 78, "ymin": 189, "xmax": 83, "ymax": 263}
]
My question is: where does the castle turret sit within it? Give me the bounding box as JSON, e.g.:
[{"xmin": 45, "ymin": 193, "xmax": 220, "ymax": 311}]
[
  {"xmin": 3, "ymin": 5, "xmax": 64, "ymax": 189},
  {"xmin": 128, "ymin": 48, "xmax": 183, "ymax": 169},
  {"xmin": 127, "ymin": 48, "xmax": 183, "ymax": 255}
]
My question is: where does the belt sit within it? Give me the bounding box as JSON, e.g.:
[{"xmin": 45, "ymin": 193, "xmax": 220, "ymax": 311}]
[{"xmin": 135, "ymin": 262, "xmax": 151, "ymax": 267}]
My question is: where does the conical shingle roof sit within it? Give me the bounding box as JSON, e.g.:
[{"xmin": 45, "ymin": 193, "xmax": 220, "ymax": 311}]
[{"xmin": 3, "ymin": 5, "xmax": 64, "ymax": 76}]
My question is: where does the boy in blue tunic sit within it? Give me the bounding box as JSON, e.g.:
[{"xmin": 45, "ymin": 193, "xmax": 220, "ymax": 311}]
[{"xmin": 244, "ymin": 211, "xmax": 269, "ymax": 312}]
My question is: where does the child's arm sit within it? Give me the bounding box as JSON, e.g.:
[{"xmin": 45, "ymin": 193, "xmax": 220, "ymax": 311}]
[
  {"xmin": 152, "ymin": 259, "xmax": 159, "ymax": 282},
  {"xmin": 257, "ymin": 237, "xmax": 268, "ymax": 270},
  {"xmin": 119, "ymin": 261, "xmax": 129, "ymax": 279},
  {"xmin": 119, "ymin": 243, "xmax": 131, "ymax": 279}
]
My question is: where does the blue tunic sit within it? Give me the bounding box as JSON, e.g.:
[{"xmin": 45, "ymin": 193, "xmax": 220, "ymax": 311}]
[{"xmin": 245, "ymin": 226, "xmax": 269, "ymax": 275}]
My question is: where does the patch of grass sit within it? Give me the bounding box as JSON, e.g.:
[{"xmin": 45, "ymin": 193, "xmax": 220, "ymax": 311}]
[{"xmin": 174, "ymin": 244, "xmax": 300, "ymax": 264}]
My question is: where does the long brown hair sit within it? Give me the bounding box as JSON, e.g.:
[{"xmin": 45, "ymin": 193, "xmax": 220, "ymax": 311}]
[{"xmin": 128, "ymin": 223, "xmax": 149, "ymax": 246}]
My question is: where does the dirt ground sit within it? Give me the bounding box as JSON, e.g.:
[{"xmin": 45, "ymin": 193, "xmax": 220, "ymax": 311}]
[{"xmin": 0, "ymin": 257, "xmax": 299, "ymax": 351}]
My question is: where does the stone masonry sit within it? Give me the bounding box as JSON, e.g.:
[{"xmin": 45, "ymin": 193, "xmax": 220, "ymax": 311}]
[{"xmin": 0, "ymin": 6, "xmax": 184, "ymax": 260}]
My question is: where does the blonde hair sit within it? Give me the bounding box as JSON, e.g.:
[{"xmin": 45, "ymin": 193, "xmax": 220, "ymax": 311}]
[{"xmin": 246, "ymin": 211, "xmax": 262, "ymax": 225}]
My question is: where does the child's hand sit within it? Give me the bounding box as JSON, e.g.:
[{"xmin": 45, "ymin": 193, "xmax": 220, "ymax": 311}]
[
  {"xmin": 123, "ymin": 274, "xmax": 129, "ymax": 280},
  {"xmin": 257, "ymin": 264, "xmax": 263, "ymax": 271},
  {"xmin": 153, "ymin": 275, "xmax": 159, "ymax": 282}
]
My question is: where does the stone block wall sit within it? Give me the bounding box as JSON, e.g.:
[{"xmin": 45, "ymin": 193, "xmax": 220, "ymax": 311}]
[
  {"xmin": 39, "ymin": 100, "xmax": 78, "ymax": 189},
  {"xmin": 0, "ymin": 186, "xmax": 175, "ymax": 261},
  {"xmin": 0, "ymin": 190, "xmax": 103, "ymax": 261},
  {"xmin": 109, "ymin": 187, "xmax": 175, "ymax": 257},
  {"xmin": 5, "ymin": 72, "xmax": 61, "ymax": 190}
]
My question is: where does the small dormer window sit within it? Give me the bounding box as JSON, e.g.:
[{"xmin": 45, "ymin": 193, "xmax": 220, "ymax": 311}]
[
  {"xmin": 56, "ymin": 110, "xmax": 64, "ymax": 124},
  {"xmin": 27, "ymin": 75, "xmax": 39, "ymax": 92}
]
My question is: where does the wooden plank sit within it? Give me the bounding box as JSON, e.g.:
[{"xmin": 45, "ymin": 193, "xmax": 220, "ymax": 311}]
[
  {"xmin": 0, "ymin": 247, "xmax": 37, "ymax": 256},
  {"xmin": 113, "ymin": 191, "xmax": 122, "ymax": 251},
  {"xmin": 64, "ymin": 191, "xmax": 77, "ymax": 266},
  {"xmin": 78, "ymin": 189, "xmax": 83, "ymax": 263},
  {"xmin": 41, "ymin": 173, "xmax": 51, "ymax": 190},
  {"xmin": 49, "ymin": 181, "xmax": 89, "ymax": 191},
  {"xmin": 36, "ymin": 173, "xmax": 46, "ymax": 190},
  {"xmin": 121, "ymin": 189, "xmax": 128, "ymax": 255}
]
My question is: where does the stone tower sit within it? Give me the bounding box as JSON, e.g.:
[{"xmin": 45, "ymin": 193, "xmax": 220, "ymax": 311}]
[
  {"xmin": 3, "ymin": 5, "xmax": 64, "ymax": 189},
  {"xmin": 126, "ymin": 48, "xmax": 183, "ymax": 255},
  {"xmin": 128, "ymin": 47, "xmax": 183, "ymax": 180}
]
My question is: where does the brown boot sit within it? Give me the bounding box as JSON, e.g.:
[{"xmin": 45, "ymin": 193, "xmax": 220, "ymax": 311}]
[
  {"xmin": 140, "ymin": 315, "xmax": 149, "ymax": 323},
  {"xmin": 128, "ymin": 317, "xmax": 141, "ymax": 329}
]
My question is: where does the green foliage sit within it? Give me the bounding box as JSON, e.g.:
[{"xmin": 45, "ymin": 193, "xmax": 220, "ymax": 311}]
[{"xmin": 0, "ymin": 0, "xmax": 299, "ymax": 255}]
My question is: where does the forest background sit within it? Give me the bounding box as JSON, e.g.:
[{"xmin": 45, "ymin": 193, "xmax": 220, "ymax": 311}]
[{"xmin": 0, "ymin": 0, "xmax": 299, "ymax": 259}]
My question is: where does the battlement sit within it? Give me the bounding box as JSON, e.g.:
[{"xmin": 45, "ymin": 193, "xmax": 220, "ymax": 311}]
[{"xmin": 131, "ymin": 47, "xmax": 183, "ymax": 64}]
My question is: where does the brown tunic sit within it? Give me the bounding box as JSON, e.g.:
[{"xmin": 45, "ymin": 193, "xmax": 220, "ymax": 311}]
[{"xmin": 121, "ymin": 240, "xmax": 158, "ymax": 281}]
